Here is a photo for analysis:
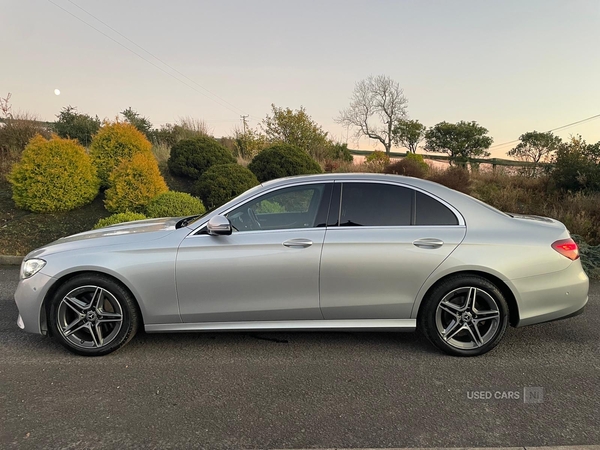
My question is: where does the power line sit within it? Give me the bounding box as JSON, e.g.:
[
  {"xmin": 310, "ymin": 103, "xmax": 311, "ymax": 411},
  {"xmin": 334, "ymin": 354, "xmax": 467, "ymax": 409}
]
[
  {"xmin": 47, "ymin": 0, "xmax": 247, "ymax": 117},
  {"xmin": 489, "ymin": 113, "xmax": 600, "ymax": 150},
  {"xmin": 64, "ymin": 0, "xmax": 247, "ymax": 116}
]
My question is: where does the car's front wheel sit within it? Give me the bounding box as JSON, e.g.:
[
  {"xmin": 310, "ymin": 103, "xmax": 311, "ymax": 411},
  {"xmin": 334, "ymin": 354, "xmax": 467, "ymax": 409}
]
[
  {"xmin": 419, "ymin": 275, "xmax": 509, "ymax": 356},
  {"xmin": 48, "ymin": 274, "xmax": 139, "ymax": 356}
]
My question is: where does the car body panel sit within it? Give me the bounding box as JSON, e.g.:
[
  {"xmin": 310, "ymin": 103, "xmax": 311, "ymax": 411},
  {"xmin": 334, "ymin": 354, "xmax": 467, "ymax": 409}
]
[
  {"xmin": 145, "ymin": 318, "xmax": 416, "ymax": 333},
  {"xmin": 176, "ymin": 229, "xmax": 326, "ymax": 322},
  {"xmin": 320, "ymin": 225, "xmax": 466, "ymax": 319},
  {"xmin": 18, "ymin": 229, "xmax": 187, "ymax": 329}
]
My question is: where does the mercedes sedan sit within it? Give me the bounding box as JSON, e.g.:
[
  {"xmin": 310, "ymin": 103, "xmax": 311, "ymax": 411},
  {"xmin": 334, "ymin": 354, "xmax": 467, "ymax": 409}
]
[{"xmin": 15, "ymin": 173, "xmax": 589, "ymax": 356}]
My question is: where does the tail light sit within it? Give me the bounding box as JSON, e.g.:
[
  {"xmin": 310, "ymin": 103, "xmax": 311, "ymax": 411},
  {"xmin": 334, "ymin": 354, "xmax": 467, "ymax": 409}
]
[{"xmin": 552, "ymin": 238, "xmax": 579, "ymax": 260}]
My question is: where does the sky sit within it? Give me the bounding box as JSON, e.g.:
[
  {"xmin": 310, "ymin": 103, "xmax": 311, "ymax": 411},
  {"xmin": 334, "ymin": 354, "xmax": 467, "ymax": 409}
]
[{"xmin": 1, "ymin": 0, "xmax": 599, "ymax": 157}]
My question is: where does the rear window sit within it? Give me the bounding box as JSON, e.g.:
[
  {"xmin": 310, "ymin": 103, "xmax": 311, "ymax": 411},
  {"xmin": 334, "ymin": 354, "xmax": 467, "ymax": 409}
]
[
  {"xmin": 340, "ymin": 183, "xmax": 412, "ymax": 226},
  {"xmin": 415, "ymin": 191, "xmax": 459, "ymax": 226}
]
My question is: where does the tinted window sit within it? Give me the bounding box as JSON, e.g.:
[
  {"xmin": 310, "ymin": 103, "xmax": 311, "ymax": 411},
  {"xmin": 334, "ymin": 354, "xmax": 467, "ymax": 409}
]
[
  {"xmin": 416, "ymin": 191, "xmax": 458, "ymax": 225},
  {"xmin": 227, "ymin": 184, "xmax": 328, "ymax": 231},
  {"xmin": 340, "ymin": 183, "xmax": 412, "ymax": 226}
]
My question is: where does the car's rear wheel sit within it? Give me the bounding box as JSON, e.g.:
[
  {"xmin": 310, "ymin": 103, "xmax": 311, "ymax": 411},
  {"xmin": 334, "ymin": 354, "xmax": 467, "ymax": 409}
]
[
  {"xmin": 419, "ymin": 275, "xmax": 509, "ymax": 356},
  {"xmin": 48, "ymin": 274, "xmax": 139, "ymax": 356}
]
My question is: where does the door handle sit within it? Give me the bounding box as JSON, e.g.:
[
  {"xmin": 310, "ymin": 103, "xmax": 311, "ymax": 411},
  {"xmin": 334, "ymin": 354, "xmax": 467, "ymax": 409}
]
[
  {"xmin": 282, "ymin": 238, "xmax": 313, "ymax": 248},
  {"xmin": 413, "ymin": 238, "xmax": 444, "ymax": 249}
]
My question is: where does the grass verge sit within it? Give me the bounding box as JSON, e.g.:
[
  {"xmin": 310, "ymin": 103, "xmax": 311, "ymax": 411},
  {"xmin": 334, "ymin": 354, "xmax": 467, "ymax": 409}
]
[{"xmin": 0, "ymin": 179, "xmax": 109, "ymax": 256}]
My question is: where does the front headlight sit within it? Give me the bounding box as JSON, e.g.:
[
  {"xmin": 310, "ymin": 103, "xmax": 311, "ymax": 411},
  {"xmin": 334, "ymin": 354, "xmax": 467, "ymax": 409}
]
[{"xmin": 21, "ymin": 258, "xmax": 46, "ymax": 279}]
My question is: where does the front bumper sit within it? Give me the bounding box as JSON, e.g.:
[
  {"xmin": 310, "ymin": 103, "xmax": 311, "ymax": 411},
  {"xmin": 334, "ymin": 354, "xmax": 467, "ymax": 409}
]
[
  {"xmin": 512, "ymin": 259, "xmax": 589, "ymax": 327},
  {"xmin": 14, "ymin": 272, "xmax": 55, "ymax": 335}
]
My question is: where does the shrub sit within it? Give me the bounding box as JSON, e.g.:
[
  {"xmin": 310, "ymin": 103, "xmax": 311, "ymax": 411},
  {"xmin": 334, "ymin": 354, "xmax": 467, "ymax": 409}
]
[
  {"xmin": 104, "ymin": 152, "xmax": 168, "ymax": 213},
  {"xmin": 89, "ymin": 121, "xmax": 153, "ymax": 186},
  {"xmin": 365, "ymin": 150, "xmax": 390, "ymax": 164},
  {"xmin": 364, "ymin": 150, "xmax": 391, "ymax": 172},
  {"xmin": 551, "ymin": 136, "xmax": 600, "ymax": 192},
  {"xmin": 248, "ymin": 144, "xmax": 322, "ymax": 182},
  {"xmin": 195, "ymin": 164, "xmax": 259, "ymax": 209},
  {"xmin": 145, "ymin": 191, "xmax": 206, "ymax": 218},
  {"xmin": 0, "ymin": 112, "xmax": 51, "ymax": 175},
  {"xmin": 384, "ymin": 153, "xmax": 429, "ymax": 178},
  {"xmin": 149, "ymin": 117, "xmax": 211, "ymax": 147},
  {"xmin": 93, "ymin": 212, "xmax": 147, "ymax": 229},
  {"xmin": 8, "ymin": 135, "xmax": 100, "ymax": 212},
  {"xmin": 54, "ymin": 106, "xmax": 101, "ymax": 146},
  {"xmin": 323, "ymin": 143, "xmax": 353, "ymax": 171},
  {"xmin": 427, "ymin": 166, "xmax": 471, "ymax": 194},
  {"xmin": 167, "ymin": 136, "xmax": 235, "ymax": 179}
]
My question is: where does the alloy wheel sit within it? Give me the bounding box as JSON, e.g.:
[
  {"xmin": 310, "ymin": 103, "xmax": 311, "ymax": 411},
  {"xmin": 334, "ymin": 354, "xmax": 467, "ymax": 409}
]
[
  {"xmin": 434, "ymin": 286, "xmax": 501, "ymax": 350},
  {"xmin": 56, "ymin": 285, "xmax": 123, "ymax": 349}
]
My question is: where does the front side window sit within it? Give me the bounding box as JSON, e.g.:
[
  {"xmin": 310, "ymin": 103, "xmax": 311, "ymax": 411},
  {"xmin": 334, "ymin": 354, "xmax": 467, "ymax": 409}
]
[
  {"xmin": 227, "ymin": 184, "xmax": 329, "ymax": 232},
  {"xmin": 339, "ymin": 183, "xmax": 412, "ymax": 227}
]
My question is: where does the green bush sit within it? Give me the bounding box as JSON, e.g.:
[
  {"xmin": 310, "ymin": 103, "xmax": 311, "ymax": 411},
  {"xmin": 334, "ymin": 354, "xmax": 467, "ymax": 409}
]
[
  {"xmin": 384, "ymin": 153, "xmax": 429, "ymax": 178},
  {"xmin": 89, "ymin": 121, "xmax": 153, "ymax": 186},
  {"xmin": 323, "ymin": 142, "xmax": 353, "ymax": 163},
  {"xmin": 54, "ymin": 106, "xmax": 101, "ymax": 146},
  {"xmin": 551, "ymin": 137, "xmax": 600, "ymax": 192},
  {"xmin": 364, "ymin": 150, "xmax": 390, "ymax": 172},
  {"xmin": 248, "ymin": 144, "xmax": 322, "ymax": 182},
  {"xmin": 145, "ymin": 191, "xmax": 206, "ymax": 218},
  {"xmin": 195, "ymin": 164, "xmax": 259, "ymax": 209},
  {"xmin": 167, "ymin": 136, "xmax": 235, "ymax": 179},
  {"xmin": 8, "ymin": 135, "xmax": 100, "ymax": 213},
  {"xmin": 104, "ymin": 152, "xmax": 169, "ymax": 213},
  {"xmin": 93, "ymin": 212, "xmax": 147, "ymax": 229}
]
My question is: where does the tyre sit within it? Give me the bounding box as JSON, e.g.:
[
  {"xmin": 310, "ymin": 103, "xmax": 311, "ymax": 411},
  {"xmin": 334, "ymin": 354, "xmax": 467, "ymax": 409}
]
[
  {"xmin": 419, "ymin": 275, "xmax": 509, "ymax": 356},
  {"xmin": 48, "ymin": 274, "xmax": 139, "ymax": 356}
]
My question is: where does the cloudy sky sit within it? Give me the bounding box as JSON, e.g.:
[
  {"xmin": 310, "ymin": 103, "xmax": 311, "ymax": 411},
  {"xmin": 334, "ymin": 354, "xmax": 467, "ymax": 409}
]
[{"xmin": 2, "ymin": 0, "xmax": 599, "ymax": 157}]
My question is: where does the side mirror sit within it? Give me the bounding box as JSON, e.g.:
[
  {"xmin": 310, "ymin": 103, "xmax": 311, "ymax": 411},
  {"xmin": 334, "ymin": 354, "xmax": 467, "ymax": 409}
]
[{"xmin": 207, "ymin": 215, "xmax": 232, "ymax": 236}]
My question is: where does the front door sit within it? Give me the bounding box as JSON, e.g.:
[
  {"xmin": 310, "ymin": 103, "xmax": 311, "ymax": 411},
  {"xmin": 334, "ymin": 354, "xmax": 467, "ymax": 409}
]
[{"xmin": 176, "ymin": 183, "xmax": 332, "ymax": 323}]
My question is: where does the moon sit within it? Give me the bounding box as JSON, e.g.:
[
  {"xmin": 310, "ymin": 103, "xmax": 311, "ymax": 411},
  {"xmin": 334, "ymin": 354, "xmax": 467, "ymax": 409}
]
[{"xmin": 54, "ymin": 89, "xmax": 61, "ymax": 96}]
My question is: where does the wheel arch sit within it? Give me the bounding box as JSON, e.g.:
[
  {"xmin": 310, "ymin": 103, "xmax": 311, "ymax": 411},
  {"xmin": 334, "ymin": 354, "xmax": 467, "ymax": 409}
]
[
  {"xmin": 41, "ymin": 270, "xmax": 145, "ymax": 335},
  {"xmin": 415, "ymin": 270, "xmax": 520, "ymax": 327}
]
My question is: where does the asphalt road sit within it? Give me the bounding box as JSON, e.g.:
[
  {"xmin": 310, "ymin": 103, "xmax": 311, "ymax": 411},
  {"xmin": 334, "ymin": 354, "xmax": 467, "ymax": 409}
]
[{"xmin": 1, "ymin": 266, "xmax": 599, "ymax": 450}]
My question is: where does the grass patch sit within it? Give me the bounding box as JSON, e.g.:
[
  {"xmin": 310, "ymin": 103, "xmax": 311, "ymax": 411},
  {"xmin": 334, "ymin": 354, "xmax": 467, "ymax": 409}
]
[{"xmin": 0, "ymin": 179, "xmax": 109, "ymax": 256}]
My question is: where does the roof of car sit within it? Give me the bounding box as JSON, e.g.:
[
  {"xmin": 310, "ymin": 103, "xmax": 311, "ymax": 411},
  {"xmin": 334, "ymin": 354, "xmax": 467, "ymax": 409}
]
[{"xmin": 261, "ymin": 173, "xmax": 455, "ymax": 194}]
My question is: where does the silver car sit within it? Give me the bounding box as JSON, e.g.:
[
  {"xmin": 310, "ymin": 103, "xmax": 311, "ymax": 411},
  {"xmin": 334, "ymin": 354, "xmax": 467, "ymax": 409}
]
[{"xmin": 14, "ymin": 173, "xmax": 589, "ymax": 356}]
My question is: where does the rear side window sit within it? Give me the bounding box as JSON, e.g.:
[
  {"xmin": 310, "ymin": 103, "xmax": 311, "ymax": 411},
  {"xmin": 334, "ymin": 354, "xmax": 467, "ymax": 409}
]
[
  {"xmin": 416, "ymin": 191, "xmax": 458, "ymax": 225},
  {"xmin": 340, "ymin": 183, "xmax": 412, "ymax": 226}
]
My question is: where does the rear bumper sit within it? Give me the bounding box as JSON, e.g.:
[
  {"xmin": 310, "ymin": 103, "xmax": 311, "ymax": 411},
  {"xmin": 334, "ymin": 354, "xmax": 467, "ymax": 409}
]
[{"xmin": 512, "ymin": 260, "xmax": 589, "ymax": 327}]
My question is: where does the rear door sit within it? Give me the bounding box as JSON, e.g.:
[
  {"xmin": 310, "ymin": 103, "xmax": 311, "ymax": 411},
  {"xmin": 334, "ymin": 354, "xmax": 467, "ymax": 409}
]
[{"xmin": 319, "ymin": 181, "xmax": 466, "ymax": 320}]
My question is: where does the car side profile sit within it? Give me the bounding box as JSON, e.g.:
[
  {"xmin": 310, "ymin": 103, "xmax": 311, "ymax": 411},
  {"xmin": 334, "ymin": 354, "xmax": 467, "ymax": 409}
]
[{"xmin": 14, "ymin": 173, "xmax": 589, "ymax": 356}]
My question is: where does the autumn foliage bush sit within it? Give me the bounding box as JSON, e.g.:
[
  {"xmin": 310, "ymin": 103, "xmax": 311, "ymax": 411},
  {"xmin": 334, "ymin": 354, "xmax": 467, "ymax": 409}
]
[
  {"xmin": 145, "ymin": 191, "xmax": 205, "ymax": 218},
  {"xmin": 104, "ymin": 152, "xmax": 168, "ymax": 213},
  {"xmin": 89, "ymin": 121, "xmax": 153, "ymax": 186},
  {"xmin": 8, "ymin": 135, "xmax": 99, "ymax": 212}
]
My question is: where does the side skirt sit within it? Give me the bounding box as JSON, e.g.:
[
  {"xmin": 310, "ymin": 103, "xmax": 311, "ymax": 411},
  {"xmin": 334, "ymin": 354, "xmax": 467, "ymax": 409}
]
[{"xmin": 145, "ymin": 319, "xmax": 416, "ymax": 333}]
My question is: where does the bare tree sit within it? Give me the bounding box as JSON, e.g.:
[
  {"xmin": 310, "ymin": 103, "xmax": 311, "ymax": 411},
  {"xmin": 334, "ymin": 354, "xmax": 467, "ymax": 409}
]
[{"xmin": 336, "ymin": 75, "xmax": 408, "ymax": 154}]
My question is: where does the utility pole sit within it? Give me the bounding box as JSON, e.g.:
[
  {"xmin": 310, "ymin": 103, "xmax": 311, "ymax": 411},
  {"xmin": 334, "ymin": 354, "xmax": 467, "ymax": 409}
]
[{"xmin": 240, "ymin": 115, "xmax": 249, "ymax": 134}]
